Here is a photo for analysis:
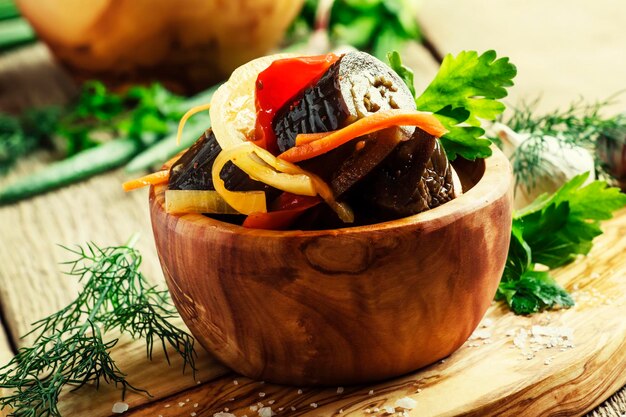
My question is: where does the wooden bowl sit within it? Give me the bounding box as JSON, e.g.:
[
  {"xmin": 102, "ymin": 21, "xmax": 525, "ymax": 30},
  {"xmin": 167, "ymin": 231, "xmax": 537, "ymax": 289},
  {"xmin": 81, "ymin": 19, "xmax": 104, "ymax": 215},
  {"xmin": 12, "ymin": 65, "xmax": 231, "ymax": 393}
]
[{"xmin": 149, "ymin": 147, "xmax": 513, "ymax": 385}]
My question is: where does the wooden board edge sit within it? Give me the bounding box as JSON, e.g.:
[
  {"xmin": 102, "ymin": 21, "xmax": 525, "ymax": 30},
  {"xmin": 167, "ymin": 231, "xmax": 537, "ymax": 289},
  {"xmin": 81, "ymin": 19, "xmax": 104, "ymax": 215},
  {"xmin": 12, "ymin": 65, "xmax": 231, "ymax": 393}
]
[{"xmin": 451, "ymin": 322, "xmax": 626, "ymax": 416}]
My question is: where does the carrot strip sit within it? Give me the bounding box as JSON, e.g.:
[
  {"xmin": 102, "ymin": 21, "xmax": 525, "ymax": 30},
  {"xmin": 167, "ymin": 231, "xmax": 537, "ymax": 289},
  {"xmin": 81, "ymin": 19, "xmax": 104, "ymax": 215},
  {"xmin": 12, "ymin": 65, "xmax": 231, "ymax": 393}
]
[
  {"xmin": 176, "ymin": 103, "xmax": 211, "ymax": 145},
  {"xmin": 122, "ymin": 170, "xmax": 170, "ymax": 192},
  {"xmin": 294, "ymin": 132, "xmax": 330, "ymax": 146},
  {"xmin": 279, "ymin": 110, "xmax": 447, "ymax": 163}
]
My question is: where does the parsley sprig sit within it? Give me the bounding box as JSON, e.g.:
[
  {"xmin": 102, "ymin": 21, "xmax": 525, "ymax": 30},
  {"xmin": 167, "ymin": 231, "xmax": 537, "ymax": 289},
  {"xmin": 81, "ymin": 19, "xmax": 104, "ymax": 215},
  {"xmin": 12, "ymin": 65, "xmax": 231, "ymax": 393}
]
[
  {"xmin": 0, "ymin": 236, "xmax": 196, "ymax": 417},
  {"xmin": 388, "ymin": 50, "xmax": 517, "ymax": 160},
  {"xmin": 497, "ymin": 173, "xmax": 626, "ymax": 314}
]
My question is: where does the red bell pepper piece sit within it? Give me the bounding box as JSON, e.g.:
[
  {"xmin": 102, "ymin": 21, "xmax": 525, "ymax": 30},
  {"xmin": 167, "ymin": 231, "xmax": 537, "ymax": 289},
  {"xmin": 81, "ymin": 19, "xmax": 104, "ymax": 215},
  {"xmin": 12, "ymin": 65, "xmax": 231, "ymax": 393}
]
[{"xmin": 254, "ymin": 54, "xmax": 340, "ymax": 154}]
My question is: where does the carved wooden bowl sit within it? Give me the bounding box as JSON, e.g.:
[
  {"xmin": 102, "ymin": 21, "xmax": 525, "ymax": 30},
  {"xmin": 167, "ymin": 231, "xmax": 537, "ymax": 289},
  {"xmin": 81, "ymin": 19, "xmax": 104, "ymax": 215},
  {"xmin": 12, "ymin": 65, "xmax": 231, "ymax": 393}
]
[{"xmin": 149, "ymin": 147, "xmax": 512, "ymax": 386}]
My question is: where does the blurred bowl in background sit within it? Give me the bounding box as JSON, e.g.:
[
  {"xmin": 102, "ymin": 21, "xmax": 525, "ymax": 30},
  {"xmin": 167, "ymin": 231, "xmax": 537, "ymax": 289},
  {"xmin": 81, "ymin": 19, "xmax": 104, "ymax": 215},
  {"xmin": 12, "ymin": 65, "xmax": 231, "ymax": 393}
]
[{"xmin": 16, "ymin": 0, "xmax": 303, "ymax": 93}]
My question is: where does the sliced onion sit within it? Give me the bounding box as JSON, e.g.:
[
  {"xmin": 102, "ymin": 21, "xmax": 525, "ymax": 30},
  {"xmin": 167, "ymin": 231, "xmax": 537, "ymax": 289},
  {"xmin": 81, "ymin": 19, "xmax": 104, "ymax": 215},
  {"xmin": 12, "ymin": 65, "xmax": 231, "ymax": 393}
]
[
  {"xmin": 250, "ymin": 146, "xmax": 354, "ymax": 222},
  {"xmin": 212, "ymin": 141, "xmax": 354, "ymax": 222},
  {"xmin": 231, "ymin": 153, "xmax": 316, "ymax": 196},
  {"xmin": 208, "ymin": 53, "xmax": 354, "ymax": 223},
  {"xmin": 209, "ymin": 53, "xmax": 296, "ymax": 151},
  {"xmin": 165, "ymin": 190, "xmax": 240, "ymax": 215},
  {"xmin": 212, "ymin": 147, "xmax": 268, "ymax": 215}
]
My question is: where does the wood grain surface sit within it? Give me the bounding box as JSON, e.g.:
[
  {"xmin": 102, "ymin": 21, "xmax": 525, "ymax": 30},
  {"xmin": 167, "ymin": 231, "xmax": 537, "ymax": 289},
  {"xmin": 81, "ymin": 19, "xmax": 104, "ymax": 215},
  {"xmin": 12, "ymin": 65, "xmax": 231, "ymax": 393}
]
[
  {"xmin": 149, "ymin": 150, "xmax": 511, "ymax": 386},
  {"xmin": 123, "ymin": 208, "xmax": 626, "ymax": 417},
  {"xmin": 0, "ymin": 330, "xmax": 11, "ymax": 366},
  {"xmin": 0, "ymin": 45, "xmax": 235, "ymax": 416},
  {"xmin": 418, "ymin": 0, "xmax": 626, "ymax": 114},
  {"xmin": 0, "ymin": 25, "xmax": 625, "ymax": 417}
]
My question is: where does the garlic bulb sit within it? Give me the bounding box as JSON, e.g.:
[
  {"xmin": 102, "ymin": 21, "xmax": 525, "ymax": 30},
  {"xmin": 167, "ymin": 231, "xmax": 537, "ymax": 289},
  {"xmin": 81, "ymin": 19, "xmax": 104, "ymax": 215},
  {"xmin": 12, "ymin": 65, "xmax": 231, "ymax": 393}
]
[{"xmin": 492, "ymin": 123, "xmax": 596, "ymax": 209}]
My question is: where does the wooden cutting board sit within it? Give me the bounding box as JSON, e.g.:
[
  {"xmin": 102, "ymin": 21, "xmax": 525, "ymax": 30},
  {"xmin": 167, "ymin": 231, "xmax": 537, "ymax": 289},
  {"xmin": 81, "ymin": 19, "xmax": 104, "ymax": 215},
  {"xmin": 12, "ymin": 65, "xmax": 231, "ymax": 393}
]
[
  {"xmin": 2, "ymin": 183, "xmax": 625, "ymax": 417},
  {"xmin": 113, "ymin": 209, "xmax": 626, "ymax": 417},
  {"xmin": 1, "ymin": 38, "xmax": 625, "ymax": 417}
]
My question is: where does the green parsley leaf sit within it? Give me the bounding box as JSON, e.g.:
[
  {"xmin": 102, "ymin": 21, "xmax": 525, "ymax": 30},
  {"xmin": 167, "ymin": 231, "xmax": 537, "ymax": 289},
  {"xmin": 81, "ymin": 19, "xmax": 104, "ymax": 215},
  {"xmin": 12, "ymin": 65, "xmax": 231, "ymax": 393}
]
[
  {"xmin": 414, "ymin": 50, "xmax": 517, "ymax": 160},
  {"xmin": 497, "ymin": 270, "xmax": 574, "ymax": 315},
  {"xmin": 498, "ymin": 174, "xmax": 626, "ymax": 315},
  {"xmin": 386, "ymin": 50, "xmax": 415, "ymax": 97},
  {"xmin": 515, "ymin": 172, "xmax": 626, "ymax": 268},
  {"xmin": 501, "ymin": 223, "xmax": 532, "ymax": 283}
]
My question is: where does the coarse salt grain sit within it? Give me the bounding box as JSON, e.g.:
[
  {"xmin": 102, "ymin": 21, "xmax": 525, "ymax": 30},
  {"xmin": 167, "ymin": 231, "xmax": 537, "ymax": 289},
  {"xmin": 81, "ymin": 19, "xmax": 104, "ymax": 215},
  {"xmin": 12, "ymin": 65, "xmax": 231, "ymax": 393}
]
[
  {"xmin": 179, "ymin": 402, "xmax": 186, "ymax": 407},
  {"xmin": 224, "ymin": 408, "xmax": 230, "ymax": 412},
  {"xmin": 186, "ymin": 398, "xmax": 191, "ymax": 402},
  {"xmin": 511, "ymin": 325, "xmax": 575, "ymax": 359},
  {"xmin": 513, "ymin": 329, "xmax": 528, "ymax": 349},
  {"xmin": 469, "ymin": 329, "xmax": 492, "ymax": 340},
  {"xmin": 384, "ymin": 406, "xmax": 395, "ymax": 414},
  {"xmin": 191, "ymin": 413, "xmax": 197, "ymax": 417},
  {"xmin": 278, "ymin": 407, "xmax": 284, "ymax": 411},
  {"xmin": 250, "ymin": 405, "xmax": 259, "ymax": 412},
  {"xmin": 368, "ymin": 389, "xmax": 374, "ymax": 395},
  {"xmin": 291, "ymin": 406, "xmax": 296, "ymax": 411},
  {"xmin": 268, "ymin": 400, "xmax": 275, "ymax": 405},
  {"xmin": 297, "ymin": 389, "xmax": 303, "ymax": 394},
  {"xmin": 258, "ymin": 406, "xmax": 276, "ymax": 417},
  {"xmin": 112, "ymin": 402, "xmax": 129, "ymax": 414},
  {"xmin": 373, "ymin": 407, "xmax": 380, "ymax": 412},
  {"xmin": 310, "ymin": 403, "xmax": 318, "ymax": 408},
  {"xmin": 481, "ymin": 318, "xmax": 494, "ymax": 327},
  {"xmin": 234, "ymin": 379, "xmax": 239, "ymax": 385},
  {"xmin": 395, "ymin": 397, "xmax": 417, "ymax": 410},
  {"xmin": 213, "ymin": 413, "xmax": 236, "ymax": 417},
  {"xmin": 339, "ymin": 409, "xmax": 344, "ymax": 414},
  {"xmin": 337, "ymin": 387, "xmax": 344, "ymax": 394},
  {"xmin": 259, "ymin": 392, "xmax": 266, "ymax": 398},
  {"xmin": 164, "ymin": 404, "xmax": 171, "ymax": 408}
]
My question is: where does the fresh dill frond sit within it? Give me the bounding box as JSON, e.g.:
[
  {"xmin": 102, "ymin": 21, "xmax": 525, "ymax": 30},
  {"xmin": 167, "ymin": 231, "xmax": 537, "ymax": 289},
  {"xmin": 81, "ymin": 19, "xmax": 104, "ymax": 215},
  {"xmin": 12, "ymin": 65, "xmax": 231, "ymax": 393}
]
[
  {"xmin": 0, "ymin": 237, "xmax": 196, "ymax": 417},
  {"xmin": 495, "ymin": 95, "xmax": 626, "ymax": 190}
]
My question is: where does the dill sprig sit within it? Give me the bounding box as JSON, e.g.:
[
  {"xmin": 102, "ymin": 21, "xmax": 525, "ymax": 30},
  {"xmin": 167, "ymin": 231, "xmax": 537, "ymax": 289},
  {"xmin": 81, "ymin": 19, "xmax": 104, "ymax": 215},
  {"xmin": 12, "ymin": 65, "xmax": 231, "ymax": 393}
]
[
  {"xmin": 496, "ymin": 96, "xmax": 626, "ymax": 190},
  {"xmin": 0, "ymin": 236, "xmax": 196, "ymax": 417}
]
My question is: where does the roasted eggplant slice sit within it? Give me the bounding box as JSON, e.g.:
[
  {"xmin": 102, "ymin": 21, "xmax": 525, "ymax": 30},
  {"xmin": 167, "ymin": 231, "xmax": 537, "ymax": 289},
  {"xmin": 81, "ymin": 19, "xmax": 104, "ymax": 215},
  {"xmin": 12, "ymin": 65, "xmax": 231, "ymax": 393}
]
[
  {"xmin": 360, "ymin": 128, "xmax": 456, "ymax": 218},
  {"xmin": 169, "ymin": 130, "xmax": 219, "ymax": 190},
  {"xmin": 273, "ymin": 51, "xmax": 417, "ymax": 153},
  {"xmin": 169, "ymin": 129, "xmax": 276, "ymax": 195},
  {"xmin": 329, "ymin": 126, "xmax": 406, "ymax": 196}
]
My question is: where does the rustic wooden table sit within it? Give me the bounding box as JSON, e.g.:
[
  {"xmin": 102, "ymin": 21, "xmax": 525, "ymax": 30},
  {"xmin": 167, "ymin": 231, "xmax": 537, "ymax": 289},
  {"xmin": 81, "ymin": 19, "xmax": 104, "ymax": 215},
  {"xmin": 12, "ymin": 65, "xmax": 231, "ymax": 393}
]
[{"xmin": 1, "ymin": 1, "xmax": 625, "ymax": 416}]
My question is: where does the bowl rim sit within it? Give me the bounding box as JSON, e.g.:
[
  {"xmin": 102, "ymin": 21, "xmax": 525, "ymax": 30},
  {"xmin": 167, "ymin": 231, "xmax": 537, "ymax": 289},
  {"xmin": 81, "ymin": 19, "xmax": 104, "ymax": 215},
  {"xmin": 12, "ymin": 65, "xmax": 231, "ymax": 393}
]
[{"xmin": 150, "ymin": 145, "xmax": 511, "ymax": 237}]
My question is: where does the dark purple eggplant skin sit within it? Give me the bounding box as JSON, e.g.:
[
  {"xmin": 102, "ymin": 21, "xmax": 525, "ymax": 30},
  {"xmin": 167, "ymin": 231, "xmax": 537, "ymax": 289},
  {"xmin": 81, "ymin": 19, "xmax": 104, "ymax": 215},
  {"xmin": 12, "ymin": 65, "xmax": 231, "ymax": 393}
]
[
  {"xmin": 273, "ymin": 51, "xmax": 417, "ymax": 153},
  {"xmin": 270, "ymin": 51, "xmax": 456, "ymax": 223},
  {"xmin": 168, "ymin": 129, "xmax": 276, "ymax": 195},
  {"xmin": 169, "ymin": 130, "xmax": 219, "ymax": 190},
  {"xmin": 355, "ymin": 128, "xmax": 455, "ymax": 219}
]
